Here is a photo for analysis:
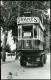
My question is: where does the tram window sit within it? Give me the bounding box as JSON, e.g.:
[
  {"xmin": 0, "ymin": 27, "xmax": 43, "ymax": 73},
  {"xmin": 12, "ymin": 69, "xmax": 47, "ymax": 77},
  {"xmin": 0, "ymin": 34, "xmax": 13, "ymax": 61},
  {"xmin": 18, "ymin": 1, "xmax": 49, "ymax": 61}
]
[
  {"xmin": 22, "ymin": 25, "xmax": 32, "ymax": 31},
  {"xmin": 19, "ymin": 29, "xmax": 20, "ymax": 36},
  {"xmin": 22, "ymin": 25, "xmax": 33, "ymax": 38},
  {"xmin": 34, "ymin": 28, "xmax": 37, "ymax": 38}
]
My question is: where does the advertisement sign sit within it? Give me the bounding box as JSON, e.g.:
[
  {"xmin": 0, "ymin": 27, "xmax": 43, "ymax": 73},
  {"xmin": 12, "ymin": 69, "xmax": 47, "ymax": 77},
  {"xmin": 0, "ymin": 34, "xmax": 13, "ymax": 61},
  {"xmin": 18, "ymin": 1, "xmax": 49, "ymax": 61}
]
[{"xmin": 24, "ymin": 32, "xmax": 31, "ymax": 37}]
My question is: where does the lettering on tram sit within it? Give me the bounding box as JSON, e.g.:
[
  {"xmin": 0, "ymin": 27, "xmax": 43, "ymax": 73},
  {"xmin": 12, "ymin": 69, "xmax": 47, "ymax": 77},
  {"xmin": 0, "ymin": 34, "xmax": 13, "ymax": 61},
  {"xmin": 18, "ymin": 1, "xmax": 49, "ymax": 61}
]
[{"xmin": 17, "ymin": 17, "xmax": 39, "ymax": 24}]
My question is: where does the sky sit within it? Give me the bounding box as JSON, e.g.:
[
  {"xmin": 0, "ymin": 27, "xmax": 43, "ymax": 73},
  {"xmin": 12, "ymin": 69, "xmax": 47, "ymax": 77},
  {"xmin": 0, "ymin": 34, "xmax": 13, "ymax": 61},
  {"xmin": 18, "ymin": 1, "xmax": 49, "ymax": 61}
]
[{"xmin": 1, "ymin": 9, "xmax": 50, "ymax": 51}]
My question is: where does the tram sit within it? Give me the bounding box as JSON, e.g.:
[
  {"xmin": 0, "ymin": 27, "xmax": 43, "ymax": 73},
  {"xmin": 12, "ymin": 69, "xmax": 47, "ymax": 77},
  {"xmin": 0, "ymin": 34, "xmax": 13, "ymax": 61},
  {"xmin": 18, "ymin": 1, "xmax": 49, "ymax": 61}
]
[{"xmin": 17, "ymin": 13, "xmax": 47, "ymax": 67}]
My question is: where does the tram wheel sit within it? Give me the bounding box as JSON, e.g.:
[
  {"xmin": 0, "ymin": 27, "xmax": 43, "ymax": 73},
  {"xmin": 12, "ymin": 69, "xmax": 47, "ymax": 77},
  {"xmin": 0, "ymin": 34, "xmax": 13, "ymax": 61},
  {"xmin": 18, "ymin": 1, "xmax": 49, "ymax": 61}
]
[
  {"xmin": 40, "ymin": 56, "xmax": 44, "ymax": 67},
  {"xmin": 44, "ymin": 59, "xmax": 46, "ymax": 64},
  {"xmin": 20, "ymin": 60, "xmax": 26, "ymax": 66}
]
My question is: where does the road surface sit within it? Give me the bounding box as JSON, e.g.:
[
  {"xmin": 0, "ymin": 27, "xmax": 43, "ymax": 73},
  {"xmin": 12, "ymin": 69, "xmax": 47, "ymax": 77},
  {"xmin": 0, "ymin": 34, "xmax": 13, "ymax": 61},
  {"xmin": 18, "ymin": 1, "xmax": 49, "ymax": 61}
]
[{"xmin": 1, "ymin": 54, "xmax": 50, "ymax": 79}]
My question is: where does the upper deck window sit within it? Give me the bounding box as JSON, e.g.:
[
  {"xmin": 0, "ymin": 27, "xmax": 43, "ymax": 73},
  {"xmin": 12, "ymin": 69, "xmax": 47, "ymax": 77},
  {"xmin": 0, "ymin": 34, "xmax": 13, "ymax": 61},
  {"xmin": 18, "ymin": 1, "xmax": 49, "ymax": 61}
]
[
  {"xmin": 22, "ymin": 25, "xmax": 33, "ymax": 38},
  {"xmin": 18, "ymin": 25, "xmax": 22, "ymax": 39},
  {"xmin": 33, "ymin": 25, "xmax": 37, "ymax": 38},
  {"xmin": 34, "ymin": 28, "xmax": 37, "ymax": 38}
]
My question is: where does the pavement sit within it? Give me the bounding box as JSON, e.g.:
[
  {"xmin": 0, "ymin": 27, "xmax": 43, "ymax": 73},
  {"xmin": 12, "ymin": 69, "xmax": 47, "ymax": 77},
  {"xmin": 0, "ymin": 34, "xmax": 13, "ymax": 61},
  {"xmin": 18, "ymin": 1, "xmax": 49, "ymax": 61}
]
[
  {"xmin": 1, "ymin": 58, "xmax": 17, "ymax": 64},
  {"xmin": 1, "ymin": 54, "xmax": 50, "ymax": 79}
]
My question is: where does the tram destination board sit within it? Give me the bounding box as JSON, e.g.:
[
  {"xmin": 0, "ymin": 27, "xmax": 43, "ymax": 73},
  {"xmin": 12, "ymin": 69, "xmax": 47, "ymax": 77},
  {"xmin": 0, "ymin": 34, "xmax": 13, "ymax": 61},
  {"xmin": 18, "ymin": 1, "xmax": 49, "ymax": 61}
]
[{"xmin": 17, "ymin": 17, "xmax": 40, "ymax": 24}]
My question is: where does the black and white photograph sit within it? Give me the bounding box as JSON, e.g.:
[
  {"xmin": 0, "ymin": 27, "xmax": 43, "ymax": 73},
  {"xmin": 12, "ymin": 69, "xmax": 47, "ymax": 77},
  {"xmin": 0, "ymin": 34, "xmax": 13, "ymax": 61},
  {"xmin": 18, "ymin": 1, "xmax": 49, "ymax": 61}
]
[{"xmin": 0, "ymin": 0, "xmax": 50, "ymax": 79}]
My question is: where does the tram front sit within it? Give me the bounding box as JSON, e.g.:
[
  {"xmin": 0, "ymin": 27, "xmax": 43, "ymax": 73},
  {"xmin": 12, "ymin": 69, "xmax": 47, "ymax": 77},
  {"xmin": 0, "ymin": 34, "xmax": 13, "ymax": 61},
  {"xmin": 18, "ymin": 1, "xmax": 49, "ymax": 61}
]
[{"xmin": 17, "ymin": 17, "xmax": 38, "ymax": 51}]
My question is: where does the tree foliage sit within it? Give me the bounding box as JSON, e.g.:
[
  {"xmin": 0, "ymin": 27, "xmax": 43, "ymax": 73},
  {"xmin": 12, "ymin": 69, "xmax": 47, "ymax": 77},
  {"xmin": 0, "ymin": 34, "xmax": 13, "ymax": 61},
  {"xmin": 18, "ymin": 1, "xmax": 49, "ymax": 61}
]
[
  {"xmin": 20, "ymin": 1, "xmax": 50, "ymax": 10},
  {"xmin": 1, "ymin": 1, "xmax": 19, "ymax": 34},
  {"xmin": 1, "ymin": 1, "xmax": 50, "ymax": 39}
]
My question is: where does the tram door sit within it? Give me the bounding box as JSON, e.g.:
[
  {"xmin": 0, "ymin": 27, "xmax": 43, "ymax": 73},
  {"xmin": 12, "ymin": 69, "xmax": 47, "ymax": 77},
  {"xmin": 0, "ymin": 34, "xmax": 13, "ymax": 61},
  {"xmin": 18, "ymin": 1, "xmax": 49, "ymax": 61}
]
[{"xmin": 22, "ymin": 25, "xmax": 33, "ymax": 49}]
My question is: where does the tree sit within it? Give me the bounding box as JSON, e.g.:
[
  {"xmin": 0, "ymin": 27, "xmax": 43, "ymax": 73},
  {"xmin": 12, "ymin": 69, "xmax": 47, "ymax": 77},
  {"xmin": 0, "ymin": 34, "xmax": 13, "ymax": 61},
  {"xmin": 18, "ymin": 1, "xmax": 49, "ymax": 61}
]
[
  {"xmin": 6, "ymin": 44, "xmax": 11, "ymax": 53},
  {"xmin": 2, "ymin": 31, "xmax": 8, "ymax": 61},
  {"xmin": 1, "ymin": 1, "xmax": 21, "ymax": 61}
]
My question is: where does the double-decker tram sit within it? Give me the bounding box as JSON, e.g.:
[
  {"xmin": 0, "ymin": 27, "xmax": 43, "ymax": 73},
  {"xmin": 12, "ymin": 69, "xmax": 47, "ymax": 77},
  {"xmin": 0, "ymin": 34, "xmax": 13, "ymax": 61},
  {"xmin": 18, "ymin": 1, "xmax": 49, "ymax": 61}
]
[{"xmin": 17, "ymin": 15, "xmax": 47, "ymax": 67}]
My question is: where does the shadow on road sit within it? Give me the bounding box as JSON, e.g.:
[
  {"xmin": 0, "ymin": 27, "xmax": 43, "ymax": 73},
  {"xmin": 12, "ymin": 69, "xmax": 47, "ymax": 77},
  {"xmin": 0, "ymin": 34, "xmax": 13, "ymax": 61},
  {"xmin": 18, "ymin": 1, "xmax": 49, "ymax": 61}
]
[{"xmin": 23, "ymin": 63, "xmax": 41, "ymax": 68}]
